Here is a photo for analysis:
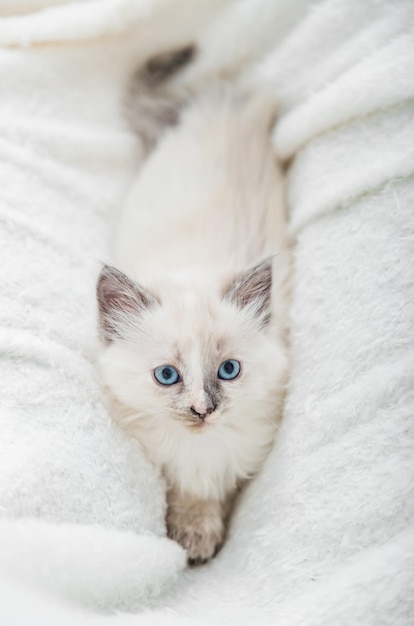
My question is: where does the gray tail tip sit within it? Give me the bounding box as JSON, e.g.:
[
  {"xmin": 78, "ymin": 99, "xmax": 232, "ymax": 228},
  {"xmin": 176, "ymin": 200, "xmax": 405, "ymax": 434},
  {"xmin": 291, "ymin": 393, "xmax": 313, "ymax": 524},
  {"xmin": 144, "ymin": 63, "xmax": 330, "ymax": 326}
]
[{"xmin": 143, "ymin": 44, "xmax": 197, "ymax": 85}]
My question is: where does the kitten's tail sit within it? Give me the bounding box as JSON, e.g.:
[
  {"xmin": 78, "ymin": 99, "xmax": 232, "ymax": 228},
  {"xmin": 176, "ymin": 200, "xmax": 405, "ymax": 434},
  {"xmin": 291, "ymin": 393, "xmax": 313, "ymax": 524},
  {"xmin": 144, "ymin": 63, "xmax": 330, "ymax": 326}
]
[{"xmin": 125, "ymin": 45, "xmax": 196, "ymax": 150}]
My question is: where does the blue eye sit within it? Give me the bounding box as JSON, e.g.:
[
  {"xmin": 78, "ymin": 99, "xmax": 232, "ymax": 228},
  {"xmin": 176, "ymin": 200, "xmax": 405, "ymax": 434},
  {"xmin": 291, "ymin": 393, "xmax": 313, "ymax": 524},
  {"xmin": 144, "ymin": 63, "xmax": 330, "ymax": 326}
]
[
  {"xmin": 153, "ymin": 365, "xmax": 180, "ymax": 386},
  {"xmin": 217, "ymin": 359, "xmax": 241, "ymax": 381}
]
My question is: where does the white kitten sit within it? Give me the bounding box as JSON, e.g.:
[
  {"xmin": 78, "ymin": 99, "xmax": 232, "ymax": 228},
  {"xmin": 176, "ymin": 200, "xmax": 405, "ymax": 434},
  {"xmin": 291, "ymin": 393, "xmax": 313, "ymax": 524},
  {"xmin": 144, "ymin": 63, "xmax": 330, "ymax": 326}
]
[{"xmin": 96, "ymin": 47, "xmax": 289, "ymax": 563}]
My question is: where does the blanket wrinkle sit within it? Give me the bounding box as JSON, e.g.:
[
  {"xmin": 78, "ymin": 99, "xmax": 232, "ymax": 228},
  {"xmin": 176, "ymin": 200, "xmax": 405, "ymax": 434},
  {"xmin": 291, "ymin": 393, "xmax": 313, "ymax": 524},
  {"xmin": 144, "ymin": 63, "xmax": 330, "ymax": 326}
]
[
  {"xmin": 255, "ymin": 0, "xmax": 413, "ymax": 106},
  {"xmin": 274, "ymin": 30, "xmax": 414, "ymax": 159},
  {"xmin": 0, "ymin": 0, "xmax": 225, "ymax": 45}
]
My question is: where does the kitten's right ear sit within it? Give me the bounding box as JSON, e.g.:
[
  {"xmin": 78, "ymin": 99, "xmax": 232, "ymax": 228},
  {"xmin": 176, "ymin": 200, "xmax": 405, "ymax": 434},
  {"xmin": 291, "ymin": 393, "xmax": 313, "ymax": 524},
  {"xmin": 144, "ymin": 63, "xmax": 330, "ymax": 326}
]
[{"xmin": 96, "ymin": 265, "xmax": 158, "ymax": 343}]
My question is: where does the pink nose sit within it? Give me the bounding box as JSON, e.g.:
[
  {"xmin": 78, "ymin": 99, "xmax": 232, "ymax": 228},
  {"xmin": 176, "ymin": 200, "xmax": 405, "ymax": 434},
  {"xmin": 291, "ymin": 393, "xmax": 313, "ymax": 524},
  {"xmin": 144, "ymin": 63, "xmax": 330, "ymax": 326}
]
[{"xmin": 190, "ymin": 405, "xmax": 215, "ymax": 419}]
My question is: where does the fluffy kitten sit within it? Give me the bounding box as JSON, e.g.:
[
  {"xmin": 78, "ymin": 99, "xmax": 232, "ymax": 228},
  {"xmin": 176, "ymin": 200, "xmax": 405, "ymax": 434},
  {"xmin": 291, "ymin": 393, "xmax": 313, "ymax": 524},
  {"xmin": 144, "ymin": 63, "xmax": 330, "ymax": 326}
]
[{"xmin": 96, "ymin": 47, "xmax": 289, "ymax": 563}]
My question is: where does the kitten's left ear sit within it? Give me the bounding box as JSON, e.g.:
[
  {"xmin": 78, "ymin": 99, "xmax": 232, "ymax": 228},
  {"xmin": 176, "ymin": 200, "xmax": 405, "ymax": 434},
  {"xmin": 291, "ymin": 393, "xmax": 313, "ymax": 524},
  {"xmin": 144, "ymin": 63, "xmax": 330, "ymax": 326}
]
[{"xmin": 223, "ymin": 257, "xmax": 273, "ymax": 327}]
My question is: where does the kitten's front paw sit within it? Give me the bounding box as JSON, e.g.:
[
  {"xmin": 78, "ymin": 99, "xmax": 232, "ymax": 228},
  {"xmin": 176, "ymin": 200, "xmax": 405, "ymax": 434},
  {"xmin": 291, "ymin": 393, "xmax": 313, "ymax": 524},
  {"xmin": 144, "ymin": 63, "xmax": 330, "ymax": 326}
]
[
  {"xmin": 167, "ymin": 492, "xmax": 224, "ymax": 565},
  {"xmin": 178, "ymin": 520, "xmax": 224, "ymax": 565}
]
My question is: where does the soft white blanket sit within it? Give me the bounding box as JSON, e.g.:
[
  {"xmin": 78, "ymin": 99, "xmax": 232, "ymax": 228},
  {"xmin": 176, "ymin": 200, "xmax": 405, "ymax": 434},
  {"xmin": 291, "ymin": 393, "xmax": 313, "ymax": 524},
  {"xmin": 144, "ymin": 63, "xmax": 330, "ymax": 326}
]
[{"xmin": 0, "ymin": 0, "xmax": 413, "ymax": 624}]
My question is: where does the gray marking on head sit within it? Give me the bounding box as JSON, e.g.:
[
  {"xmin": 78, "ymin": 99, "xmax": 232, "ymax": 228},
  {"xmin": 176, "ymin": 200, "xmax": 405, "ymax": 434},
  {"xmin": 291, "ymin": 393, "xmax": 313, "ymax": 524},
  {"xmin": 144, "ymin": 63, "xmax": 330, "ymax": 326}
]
[{"xmin": 203, "ymin": 374, "xmax": 224, "ymax": 413}]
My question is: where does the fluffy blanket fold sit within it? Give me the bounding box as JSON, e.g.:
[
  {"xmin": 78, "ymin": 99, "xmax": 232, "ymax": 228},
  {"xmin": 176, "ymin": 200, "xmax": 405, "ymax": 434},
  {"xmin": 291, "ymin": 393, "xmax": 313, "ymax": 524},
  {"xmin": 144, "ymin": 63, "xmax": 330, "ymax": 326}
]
[{"xmin": 0, "ymin": 0, "xmax": 413, "ymax": 624}]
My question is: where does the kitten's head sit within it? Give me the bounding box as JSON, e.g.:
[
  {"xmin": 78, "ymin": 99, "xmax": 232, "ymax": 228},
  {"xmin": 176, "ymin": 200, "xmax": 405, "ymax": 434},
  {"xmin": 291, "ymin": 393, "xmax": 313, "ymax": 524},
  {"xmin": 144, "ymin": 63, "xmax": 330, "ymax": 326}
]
[{"xmin": 96, "ymin": 259, "xmax": 286, "ymax": 434}]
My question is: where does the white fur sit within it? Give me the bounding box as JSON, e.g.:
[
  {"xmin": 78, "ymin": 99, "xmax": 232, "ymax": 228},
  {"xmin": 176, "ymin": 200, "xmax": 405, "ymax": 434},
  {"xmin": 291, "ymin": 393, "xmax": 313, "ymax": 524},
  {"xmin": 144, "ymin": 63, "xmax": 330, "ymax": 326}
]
[
  {"xmin": 116, "ymin": 88, "xmax": 286, "ymax": 279},
  {"xmin": 1, "ymin": 0, "xmax": 413, "ymax": 623},
  {"xmin": 99, "ymin": 88, "xmax": 288, "ymax": 502}
]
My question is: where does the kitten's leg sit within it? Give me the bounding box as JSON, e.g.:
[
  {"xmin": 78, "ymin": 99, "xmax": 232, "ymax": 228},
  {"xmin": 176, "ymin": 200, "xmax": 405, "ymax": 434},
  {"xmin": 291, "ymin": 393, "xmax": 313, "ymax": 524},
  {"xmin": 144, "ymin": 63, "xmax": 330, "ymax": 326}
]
[
  {"xmin": 167, "ymin": 486, "xmax": 233, "ymax": 564},
  {"xmin": 125, "ymin": 45, "xmax": 195, "ymax": 151}
]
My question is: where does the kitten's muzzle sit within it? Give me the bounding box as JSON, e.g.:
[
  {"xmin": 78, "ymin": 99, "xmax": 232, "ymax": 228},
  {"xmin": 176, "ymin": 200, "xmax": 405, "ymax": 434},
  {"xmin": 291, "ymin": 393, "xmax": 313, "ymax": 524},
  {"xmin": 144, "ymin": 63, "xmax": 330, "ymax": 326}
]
[{"xmin": 190, "ymin": 405, "xmax": 216, "ymax": 420}]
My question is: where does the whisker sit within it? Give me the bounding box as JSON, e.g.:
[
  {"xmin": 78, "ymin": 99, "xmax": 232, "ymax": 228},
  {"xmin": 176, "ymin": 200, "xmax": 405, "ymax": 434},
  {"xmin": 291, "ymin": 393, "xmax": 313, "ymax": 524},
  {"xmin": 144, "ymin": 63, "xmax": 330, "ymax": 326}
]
[
  {"xmin": 119, "ymin": 412, "xmax": 141, "ymax": 427},
  {"xmin": 261, "ymin": 413, "xmax": 281, "ymax": 431}
]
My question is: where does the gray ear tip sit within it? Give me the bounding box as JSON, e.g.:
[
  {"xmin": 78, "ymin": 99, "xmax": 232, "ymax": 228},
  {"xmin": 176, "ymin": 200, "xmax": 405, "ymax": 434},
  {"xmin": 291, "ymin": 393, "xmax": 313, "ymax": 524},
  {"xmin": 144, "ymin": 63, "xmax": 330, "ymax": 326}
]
[
  {"xmin": 98, "ymin": 264, "xmax": 120, "ymax": 278},
  {"xmin": 97, "ymin": 266, "xmax": 106, "ymax": 283},
  {"xmin": 262, "ymin": 255, "xmax": 275, "ymax": 272},
  {"xmin": 97, "ymin": 265, "xmax": 128, "ymax": 291},
  {"xmin": 222, "ymin": 257, "xmax": 273, "ymax": 324},
  {"xmin": 96, "ymin": 265, "xmax": 111, "ymax": 294},
  {"xmin": 96, "ymin": 264, "xmax": 159, "ymax": 333},
  {"xmin": 96, "ymin": 266, "xmax": 126, "ymax": 307}
]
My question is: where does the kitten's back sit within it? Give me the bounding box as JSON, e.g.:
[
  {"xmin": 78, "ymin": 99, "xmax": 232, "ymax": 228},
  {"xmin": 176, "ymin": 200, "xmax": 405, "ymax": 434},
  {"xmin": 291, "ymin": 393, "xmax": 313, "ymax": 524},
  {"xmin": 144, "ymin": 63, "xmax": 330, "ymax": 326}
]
[{"xmin": 119, "ymin": 64, "xmax": 286, "ymax": 282}]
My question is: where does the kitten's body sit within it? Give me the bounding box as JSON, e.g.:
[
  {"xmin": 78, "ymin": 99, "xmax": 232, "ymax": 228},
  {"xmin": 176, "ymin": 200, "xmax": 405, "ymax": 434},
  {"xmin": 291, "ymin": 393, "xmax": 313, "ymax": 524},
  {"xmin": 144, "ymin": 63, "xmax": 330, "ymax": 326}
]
[{"xmin": 97, "ymin": 49, "xmax": 288, "ymax": 562}]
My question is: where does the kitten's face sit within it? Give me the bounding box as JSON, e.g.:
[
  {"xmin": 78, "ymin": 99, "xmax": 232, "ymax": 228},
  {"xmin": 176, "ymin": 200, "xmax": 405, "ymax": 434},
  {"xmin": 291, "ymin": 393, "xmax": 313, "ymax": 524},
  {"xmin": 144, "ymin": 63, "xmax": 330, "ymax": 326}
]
[{"xmin": 97, "ymin": 261, "xmax": 286, "ymax": 434}]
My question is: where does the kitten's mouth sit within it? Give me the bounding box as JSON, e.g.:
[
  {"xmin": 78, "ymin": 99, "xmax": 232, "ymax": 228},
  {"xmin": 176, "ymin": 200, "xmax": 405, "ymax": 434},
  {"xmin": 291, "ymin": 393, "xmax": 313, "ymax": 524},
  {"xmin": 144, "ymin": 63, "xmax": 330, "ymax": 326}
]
[
  {"xmin": 187, "ymin": 418, "xmax": 212, "ymax": 432},
  {"xmin": 191, "ymin": 420, "xmax": 209, "ymax": 428}
]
